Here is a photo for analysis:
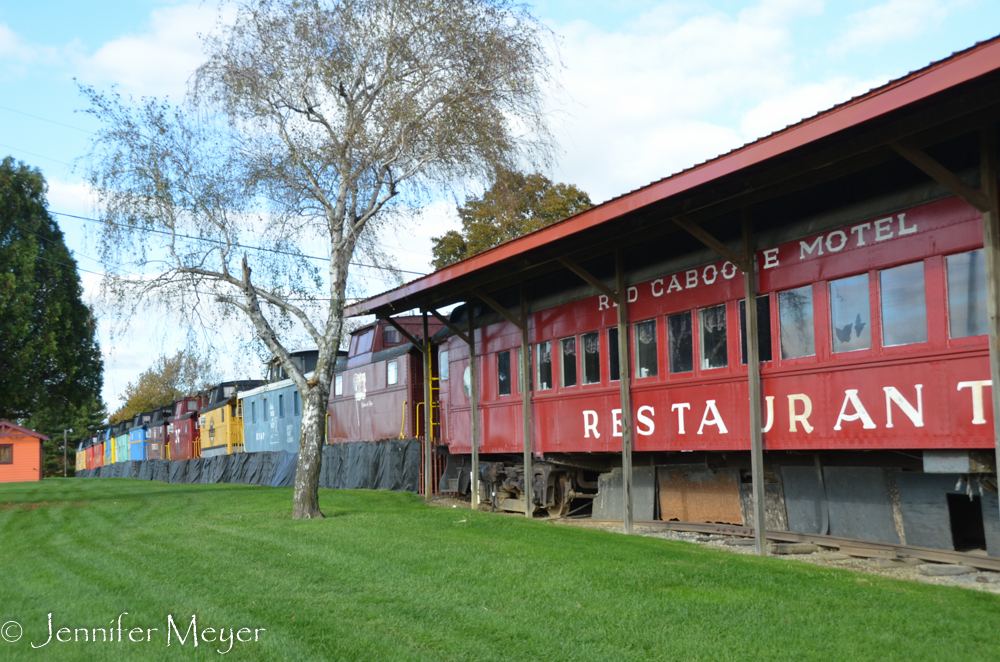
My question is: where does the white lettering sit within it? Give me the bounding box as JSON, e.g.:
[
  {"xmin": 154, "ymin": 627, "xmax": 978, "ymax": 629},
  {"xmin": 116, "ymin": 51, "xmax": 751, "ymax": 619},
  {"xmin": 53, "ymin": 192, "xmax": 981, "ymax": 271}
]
[
  {"xmin": 672, "ymin": 403, "xmax": 691, "ymax": 434},
  {"xmin": 628, "ymin": 286, "xmax": 638, "ymax": 303},
  {"xmin": 898, "ymin": 213, "xmax": 917, "ymax": 236},
  {"xmin": 762, "ymin": 396, "xmax": 774, "ymax": 433},
  {"xmin": 958, "ymin": 380, "xmax": 992, "ymax": 425},
  {"xmin": 598, "ymin": 294, "xmax": 610, "ymax": 310},
  {"xmin": 762, "ymin": 248, "xmax": 780, "ymax": 269},
  {"xmin": 788, "ymin": 394, "xmax": 814, "ymax": 433},
  {"xmin": 826, "ymin": 230, "xmax": 848, "ymax": 252},
  {"xmin": 799, "ymin": 236, "xmax": 823, "ymax": 260},
  {"xmin": 884, "ymin": 385, "xmax": 924, "ymax": 428},
  {"xmin": 722, "ymin": 262, "xmax": 738, "ymax": 279},
  {"xmin": 697, "ymin": 400, "xmax": 728, "ymax": 434},
  {"xmin": 667, "ymin": 275, "xmax": 682, "ymax": 293},
  {"xmin": 637, "ymin": 406, "xmax": 655, "ymax": 436},
  {"xmin": 651, "ymin": 279, "xmax": 664, "ymax": 297},
  {"xmin": 874, "ymin": 217, "xmax": 893, "ymax": 241},
  {"xmin": 851, "ymin": 222, "xmax": 871, "ymax": 246},
  {"xmin": 833, "ymin": 389, "xmax": 877, "ymax": 430},
  {"xmin": 583, "ymin": 411, "xmax": 601, "ymax": 438},
  {"xmin": 612, "ymin": 409, "xmax": 622, "ymax": 438},
  {"xmin": 702, "ymin": 264, "xmax": 718, "ymax": 285},
  {"xmin": 685, "ymin": 270, "xmax": 698, "ymax": 289},
  {"xmin": 167, "ymin": 614, "xmax": 198, "ymax": 647}
]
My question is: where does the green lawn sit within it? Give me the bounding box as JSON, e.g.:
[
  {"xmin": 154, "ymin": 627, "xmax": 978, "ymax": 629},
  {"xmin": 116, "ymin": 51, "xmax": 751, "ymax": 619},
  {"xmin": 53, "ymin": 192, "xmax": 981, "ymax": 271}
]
[{"xmin": 0, "ymin": 479, "xmax": 997, "ymax": 661}]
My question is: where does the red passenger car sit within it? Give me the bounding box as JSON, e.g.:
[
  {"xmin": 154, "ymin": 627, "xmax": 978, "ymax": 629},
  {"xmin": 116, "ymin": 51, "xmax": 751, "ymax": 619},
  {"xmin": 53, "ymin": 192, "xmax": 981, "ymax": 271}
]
[{"xmin": 167, "ymin": 397, "xmax": 202, "ymax": 461}]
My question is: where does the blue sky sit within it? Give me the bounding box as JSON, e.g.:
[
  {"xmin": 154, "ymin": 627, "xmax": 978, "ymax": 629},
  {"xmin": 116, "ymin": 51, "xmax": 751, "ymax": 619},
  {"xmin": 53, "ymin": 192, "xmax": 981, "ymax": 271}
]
[{"xmin": 2, "ymin": 0, "xmax": 999, "ymax": 410}]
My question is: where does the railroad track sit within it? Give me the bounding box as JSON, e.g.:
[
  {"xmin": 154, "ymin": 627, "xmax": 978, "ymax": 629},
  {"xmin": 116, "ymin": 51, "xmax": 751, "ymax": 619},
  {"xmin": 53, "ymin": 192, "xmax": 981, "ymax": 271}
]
[{"xmin": 587, "ymin": 519, "xmax": 1000, "ymax": 572}]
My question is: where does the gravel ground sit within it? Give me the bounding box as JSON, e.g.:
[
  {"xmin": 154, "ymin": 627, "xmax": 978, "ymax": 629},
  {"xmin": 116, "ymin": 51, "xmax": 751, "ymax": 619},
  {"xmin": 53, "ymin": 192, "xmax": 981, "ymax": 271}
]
[{"xmin": 429, "ymin": 497, "xmax": 1000, "ymax": 593}]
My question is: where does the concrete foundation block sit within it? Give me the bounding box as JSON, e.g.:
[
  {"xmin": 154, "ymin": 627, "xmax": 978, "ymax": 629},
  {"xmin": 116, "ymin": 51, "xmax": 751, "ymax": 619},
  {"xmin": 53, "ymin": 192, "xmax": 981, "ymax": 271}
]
[
  {"xmin": 917, "ymin": 564, "xmax": 975, "ymax": 576},
  {"xmin": 769, "ymin": 543, "xmax": 820, "ymax": 555}
]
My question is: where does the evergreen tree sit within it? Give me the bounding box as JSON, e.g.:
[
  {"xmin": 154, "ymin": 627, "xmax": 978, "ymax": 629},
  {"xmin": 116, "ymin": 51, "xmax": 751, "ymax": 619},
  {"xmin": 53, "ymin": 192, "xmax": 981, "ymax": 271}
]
[{"xmin": 0, "ymin": 157, "xmax": 104, "ymax": 423}]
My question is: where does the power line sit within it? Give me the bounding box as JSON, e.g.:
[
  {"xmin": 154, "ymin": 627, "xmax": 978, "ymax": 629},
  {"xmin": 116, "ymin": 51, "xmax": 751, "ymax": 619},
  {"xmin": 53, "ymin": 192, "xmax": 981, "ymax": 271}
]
[
  {"xmin": 53, "ymin": 210, "xmax": 429, "ymax": 277},
  {"xmin": 0, "ymin": 105, "xmax": 94, "ymax": 134},
  {"xmin": 0, "ymin": 142, "xmax": 73, "ymax": 167}
]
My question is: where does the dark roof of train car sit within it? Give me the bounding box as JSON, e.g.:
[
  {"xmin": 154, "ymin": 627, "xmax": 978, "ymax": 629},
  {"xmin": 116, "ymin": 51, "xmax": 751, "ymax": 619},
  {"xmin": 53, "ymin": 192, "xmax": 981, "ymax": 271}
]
[{"xmin": 346, "ymin": 34, "xmax": 1000, "ymax": 319}]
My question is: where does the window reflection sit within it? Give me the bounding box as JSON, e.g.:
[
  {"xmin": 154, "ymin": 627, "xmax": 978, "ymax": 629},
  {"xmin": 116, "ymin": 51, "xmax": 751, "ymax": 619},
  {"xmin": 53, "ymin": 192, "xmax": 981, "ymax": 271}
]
[
  {"xmin": 739, "ymin": 296, "xmax": 772, "ymax": 364},
  {"xmin": 497, "ymin": 350, "xmax": 511, "ymax": 396},
  {"xmin": 561, "ymin": 337, "xmax": 577, "ymax": 387},
  {"xmin": 537, "ymin": 342, "xmax": 552, "ymax": 390},
  {"xmin": 700, "ymin": 305, "xmax": 728, "ymax": 369},
  {"xmin": 634, "ymin": 320, "xmax": 658, "ymax": 378},
  {"xmin": 668, "ymin": 312, "xmax": 693, "ymax": 373},
  {"xmin": 582, "ymin": 332, "xmax": 601, "ymax": 384},
  {"xmin": 608, "ymin": 328, "xmax": 620, "ymax": 382},
  {"xmin": 830, "ymin": 274, "xmax": 871, "ymax": 353},
  {"xmin": 880, "ymin": 262, "xmax": 927, "ymax": 346},
  {"xmin": 947, "ymin": 249, "xmax": 988, "ymax": 338},
  {"xmin": 778, "ymin": 286, "xmax": 815, "ymax": 359}
]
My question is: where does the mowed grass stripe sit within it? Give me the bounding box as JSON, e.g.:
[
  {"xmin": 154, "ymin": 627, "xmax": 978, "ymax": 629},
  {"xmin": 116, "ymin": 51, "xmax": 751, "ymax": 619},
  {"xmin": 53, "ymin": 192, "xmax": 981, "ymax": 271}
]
[{"xmin": 0, "ymin": 479, "xmax": 997, "ymax": 661}]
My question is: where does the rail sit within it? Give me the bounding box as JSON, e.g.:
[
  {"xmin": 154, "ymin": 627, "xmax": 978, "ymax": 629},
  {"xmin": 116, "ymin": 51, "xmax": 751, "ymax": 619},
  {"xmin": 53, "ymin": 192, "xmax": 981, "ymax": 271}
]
[{"xmin": 587, "ymin": 519, "xmax": 1000, "ymax": 572}]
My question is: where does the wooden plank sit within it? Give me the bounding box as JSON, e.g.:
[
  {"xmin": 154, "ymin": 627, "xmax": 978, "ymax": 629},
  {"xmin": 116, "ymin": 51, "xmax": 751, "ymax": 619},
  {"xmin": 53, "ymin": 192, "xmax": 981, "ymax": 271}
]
[
  {"xmin": 615, "ymin": 251, "xmax": 634, "ymax": 535},
  {"xmin": 672, "ymin": 214, "xmax": 748, "ymax": 273},
  {"xmin": 422, "ymin": 311, "xmax": 433, "ymax": 501},
  {"xmin": 891, "ymin": 139, "xmax": 990, "ymax": 212},
  {"xmin": 381, "ymin": 316, "xmax": 425, "ymax": 354},
  {"xmin": 467, "ymin": 303, "xmax": 480, "ymax": 510},
  {"xmin": 520, "ymin": 286, "xmax": 533, "ymax": 518},
  {"xmin": 743, "ymin": 211, "xmax": 767, "ymax": 557},
  {"xmin": 558, "ymin": 257, "xmax": 618, "ymax": 302},
  {"xmin": 981, "ymin": 125, "xmax": 1000, "ymax": 533},
  {"xmin": 469, "ymin": 287, "xmax": 524, "ymax": 331},
  {"xmin": 429, "ymin": 308, "xmax": 469, "ymax": 345}
]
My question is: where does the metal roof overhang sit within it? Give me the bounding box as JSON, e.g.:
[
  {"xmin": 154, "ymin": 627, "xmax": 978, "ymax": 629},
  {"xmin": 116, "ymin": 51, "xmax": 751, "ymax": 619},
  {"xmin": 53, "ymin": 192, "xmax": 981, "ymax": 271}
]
[{"xmin": 347, "ymin": 36, "xmax": 1000, "ymax": 320}]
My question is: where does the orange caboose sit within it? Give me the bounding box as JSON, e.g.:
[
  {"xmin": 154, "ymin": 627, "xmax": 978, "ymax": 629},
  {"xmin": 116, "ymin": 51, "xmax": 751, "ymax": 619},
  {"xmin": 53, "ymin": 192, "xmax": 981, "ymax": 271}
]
[{"xmin": 0, "ymin": 421, "xmax": 46, "ymax": 482}]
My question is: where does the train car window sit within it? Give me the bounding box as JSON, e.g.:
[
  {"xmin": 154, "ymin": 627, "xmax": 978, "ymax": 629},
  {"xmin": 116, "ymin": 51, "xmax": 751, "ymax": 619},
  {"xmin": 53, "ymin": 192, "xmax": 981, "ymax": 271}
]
[
  {"xmin": 830, "ymin": 274, "xmax": 871, "ymax": 352},
  {"xmin": 561, "ymin": 337, "xmax": 577, "ymax": 387},
  {"xmin": 187, "ymin": 400, "xmax": 198, "ymax": 411},
  {"xmin": 880, "ymin": 261, "xmax": 927, "ymax": 346},
  {"xmin": 388, "ymin": 360, "xmax": 399, "ymax": 385},
  {"xmin": 947, "ymin": 249, "xmax": 988, "ymax": 338},
  {"xmin": 516, "ymin": 347, "xmax": 532, "ymax": 393},
  {"xmin": 231, "ymin": 404, "xmax": 237, "ymax": 419},
  {"xmin": 335, "ymin": 374, "xmax": 343, "ymax": 396},
  {"xmin": 293, "ymin": 391, "xmax": 300, "ymax": 416},
  {"xmin": 739, "ymin": 296, "xmax": 773, "ymax": 364},
  {"xmin": 582, "ymin": 332, "xmax": 601, "ymax": 384},
  {"xmin": 279, "ymin": 394, "xmax": 285, "ymax": 418},
  {"xmin": 537, "ymin": 341, "xmax": 552, "ymax": 390},
  {"xmin": 439, "ymin": 350, "xmax": 449, "ymax": 380},
  {"xmin": 251, "ymin": 401, "xmax": 256, "ymax": 423},
  {"xmin": 608, "ymin": 328, "xmax": 620, "ymax": 381},
  {"xmin": 668, "ymin": 312, "xmax": 694, "ymax": 373},
  {"xmin": 700, "ymin": 305, "xmax": 728, "ymax": 369},
  {"xmin": 463, "ymin": 365, "xmax": 473, "ymax": 397},
  {"xmin": 384, "ymin": 326, "xmax": 401, "ymax": 344},
  {"xmin": 263, "ymin": 398, "xmax": 269, "ymax": 421},
  {"xmin": 634, "ymin": 320, "xmax": 659, "ymax": 378},
  {"xmin": 498, "ymin": 350, "xmax": 512, "ymax": 396},
  {"xmin": 357, "ymin": 330, "xmax": 375, "ymax": 353},
  {"xmin": 221, "ymin": 407, "xmax": 225, "ymax": 423},
  {"xmin": 778, "ymin": 286, "xmax": 815, "ymax": 359}
]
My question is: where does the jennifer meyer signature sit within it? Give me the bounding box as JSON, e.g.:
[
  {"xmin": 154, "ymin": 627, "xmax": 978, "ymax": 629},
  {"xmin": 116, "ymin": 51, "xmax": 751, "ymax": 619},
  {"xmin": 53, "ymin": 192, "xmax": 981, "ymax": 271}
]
[{"xmin": 2, "ymin": 613, "xmax": 265, "ymax": 654}]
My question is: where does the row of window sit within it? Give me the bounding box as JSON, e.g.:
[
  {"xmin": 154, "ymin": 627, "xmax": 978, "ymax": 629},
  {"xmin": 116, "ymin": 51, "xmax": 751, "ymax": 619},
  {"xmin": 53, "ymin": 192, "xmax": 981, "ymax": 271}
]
[
  {"xmin": 248, "ymin": 392, "xmax": 302, "ymax": 424},
  {"xmin": 489, "ymin": 248, "xmax": 988, "ymax": 394}
]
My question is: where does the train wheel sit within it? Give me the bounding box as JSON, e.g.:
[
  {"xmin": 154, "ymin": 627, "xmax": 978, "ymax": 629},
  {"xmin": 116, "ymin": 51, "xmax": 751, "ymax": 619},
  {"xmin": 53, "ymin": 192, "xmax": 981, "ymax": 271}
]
[{"xmin": 546, "ymin": 474, "xmax": 571, "ymax": 518}]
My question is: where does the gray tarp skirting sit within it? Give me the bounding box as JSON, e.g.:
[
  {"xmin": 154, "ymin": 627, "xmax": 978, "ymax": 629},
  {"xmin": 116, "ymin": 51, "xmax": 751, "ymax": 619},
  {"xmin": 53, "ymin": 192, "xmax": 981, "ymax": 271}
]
[{"xmin": 75, "ymin": 439, "xmax": 421, "ymax": 492}]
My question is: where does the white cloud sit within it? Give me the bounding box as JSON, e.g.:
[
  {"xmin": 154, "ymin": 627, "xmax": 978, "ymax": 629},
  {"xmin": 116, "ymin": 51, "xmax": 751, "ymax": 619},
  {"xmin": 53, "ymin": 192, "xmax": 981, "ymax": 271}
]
[
  {"xmin": 0, "ymin": 22, "xmax": 62, "ymax": 76},
  {"xmin": 547, "ymin": 1, "xmax": 846, "ymax": 202},
  {"xmin": 75, "ymin": 3, "xmax": 224, "ymax": 98},
  {"xmin": 830, "ymin": 0, "xmax": 956, "ymax": 56},
  {"xmin": 46, "ymin": 177, "xmax": 95, "ymax": 216}
]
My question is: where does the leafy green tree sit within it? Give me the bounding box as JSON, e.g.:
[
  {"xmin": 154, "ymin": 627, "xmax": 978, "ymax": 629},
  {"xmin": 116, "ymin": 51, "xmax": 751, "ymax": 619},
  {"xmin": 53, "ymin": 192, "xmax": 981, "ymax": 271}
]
[
  {"xmin": 0, "ymin": 157, "xmax": 103, "ymax": 422},
  {"xmin": 109, "ymin": 350, "xmax": 221, "ymax": 424},
  {"xmin": 431, "ymin": 170, "xmax": 592, "ymax": 270}
]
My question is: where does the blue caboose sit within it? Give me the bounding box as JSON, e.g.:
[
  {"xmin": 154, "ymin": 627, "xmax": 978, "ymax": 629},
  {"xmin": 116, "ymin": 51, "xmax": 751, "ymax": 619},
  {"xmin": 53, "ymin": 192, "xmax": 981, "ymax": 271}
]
[{"xmin": 239, "ymin": 378, "xmax": 304, "ymax": 454}]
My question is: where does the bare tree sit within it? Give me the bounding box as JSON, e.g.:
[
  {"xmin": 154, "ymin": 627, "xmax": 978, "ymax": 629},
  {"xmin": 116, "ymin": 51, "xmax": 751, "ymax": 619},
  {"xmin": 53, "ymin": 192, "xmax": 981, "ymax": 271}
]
[{"xmin": 82, "ymin": 0, "xmax": 555, "ymax": 518}]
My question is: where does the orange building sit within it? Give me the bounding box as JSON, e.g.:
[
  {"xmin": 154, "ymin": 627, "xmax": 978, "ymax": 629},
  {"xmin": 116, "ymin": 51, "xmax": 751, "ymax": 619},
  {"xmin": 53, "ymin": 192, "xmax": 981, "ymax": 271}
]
[{"xmin": 0, "ymin": 421, "xmax": 47, "ymax": 482}]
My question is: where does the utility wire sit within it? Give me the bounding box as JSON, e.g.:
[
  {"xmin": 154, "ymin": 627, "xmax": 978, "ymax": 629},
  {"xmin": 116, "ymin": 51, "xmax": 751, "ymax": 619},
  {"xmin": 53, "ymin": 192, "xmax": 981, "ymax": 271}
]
[
  {"xmin": 0, "ymin": 142, "xmax": 73, "ymax": 167},
  {"xmin": 52, "ymin": 210, "xmax": 430, "ymax": 277},
  {"xmin": 0, "ymin": 105, "xmax": 94, "ymax": 134}
]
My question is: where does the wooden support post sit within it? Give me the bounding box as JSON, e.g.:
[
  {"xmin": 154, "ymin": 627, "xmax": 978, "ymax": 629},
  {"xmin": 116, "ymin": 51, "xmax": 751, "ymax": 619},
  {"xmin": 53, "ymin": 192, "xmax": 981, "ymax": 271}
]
[
  {"xmin": 422, "ymin": 311, "xmax": 433, "ymax": 501},
  {"xmin": 743, "ymin": 211, "xmax": 767, "ymax": 557},
  {"xmin": 467, "ymin": 303, "xmax": 480, "ymax": 510},
  {"xmin": 615, "ymin": 251, "xmax": 634, "ymax": 535},
  {"xmin": 520, "ymin": 285, "xmax": 533, "ymax": 518},
  {"xmin": 981, "ymin": 125, "xmax": 1000, "ymax": 530}
]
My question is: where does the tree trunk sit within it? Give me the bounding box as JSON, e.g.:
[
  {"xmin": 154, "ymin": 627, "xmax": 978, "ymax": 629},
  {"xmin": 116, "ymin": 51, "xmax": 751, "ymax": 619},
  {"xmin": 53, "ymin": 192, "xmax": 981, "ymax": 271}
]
[{"xmin": 292, "ymin": 386, "xmax": 328, "ymax": 519}]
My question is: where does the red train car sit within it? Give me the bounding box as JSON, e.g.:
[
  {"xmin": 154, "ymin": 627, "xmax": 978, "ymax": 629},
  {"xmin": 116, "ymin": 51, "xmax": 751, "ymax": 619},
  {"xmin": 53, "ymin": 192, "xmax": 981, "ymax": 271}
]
[
  {"xmin": 167, "ymin": 397, "xmax": 202, "ymax": 461},
  {"xmin": 344, "ymin": 41, "xmax": 1000, "ymax": 554}
]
